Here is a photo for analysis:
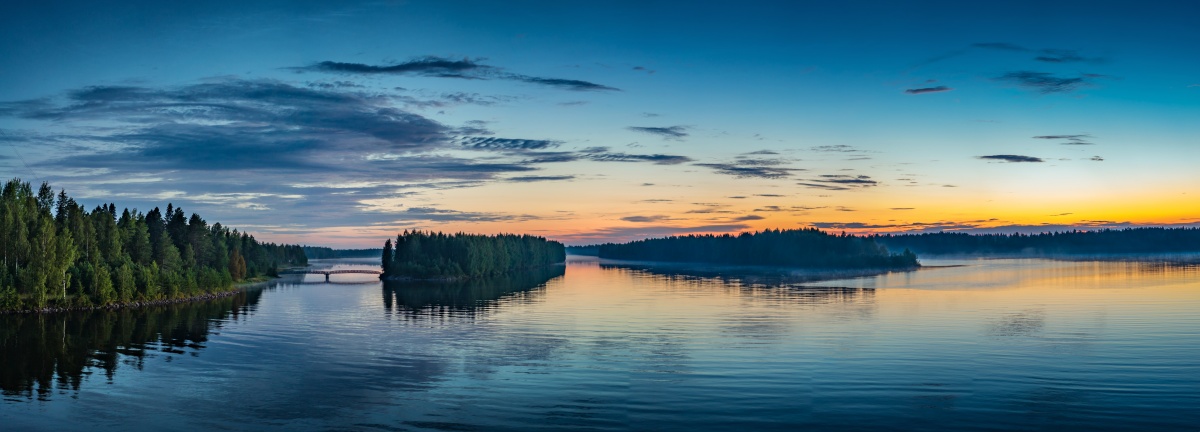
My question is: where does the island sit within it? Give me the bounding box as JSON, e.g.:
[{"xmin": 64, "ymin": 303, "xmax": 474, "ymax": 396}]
[
  {"xmin": 380, "ymin": 230, "xmax": 566, "ymax": 280},
  {"xmin": 582, "ymin": 228, "xmax": 919, "ymax": 269}
]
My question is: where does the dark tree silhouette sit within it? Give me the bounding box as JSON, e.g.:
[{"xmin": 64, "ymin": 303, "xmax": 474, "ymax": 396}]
[
  {"xmin": 592, "ymin": 228, "xmax": 919, "ymax": 269},
  {"xmin": 381, "ymin": 231, "xmax": 565, "ymax": 279}
]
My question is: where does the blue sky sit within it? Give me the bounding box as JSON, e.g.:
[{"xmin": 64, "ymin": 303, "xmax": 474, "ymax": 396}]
[{"xmin": 2, "ymin": 1, "xmax": 1198, "ymax": 246}]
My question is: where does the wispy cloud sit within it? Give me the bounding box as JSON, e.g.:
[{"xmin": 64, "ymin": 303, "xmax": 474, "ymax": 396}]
[
  {"xmin": 1033, "ymin": 134, "xmax": 1094, "ymax": 145},
  {"xmin": 994, "ymin": 71, "xmax": 1102, "ymax": 94},
  {"xmin": 797, "ymin": 174, "xmax": 879, "ymax": 191},
  {"xmin": 304, "ymin": 56, "xmax": 619, "ymax": 91},
  {"xmin": 458, "ymin": 137, "xmax": 562, "ymax": 151},
  {"xmin": 621, "ymin": 215, "xmax": 671, "ymax": 223},
  {"xmin": 583, "ymin": 148, "xmax": 693, "ymax": 165},
  {"xmin": 695, "ymin": 163, "xmax": 798, "ymax": 179},
  {"xmin": 978, "ymin": 154, "xmax": 1044, "ymax": 163},
  {"xmin": 311, "ymin": 57, "xmax": 485, "ymax": 77},
  {"xmin": 557, "ymin": 224, "xmax": 752, "ymax": 245},
  {"xmin": 627, "ymin": 125, "xmax": 689, "ymax": 140},
  {"xmin": 904, "ymin": 85, "xmax": 953, "ymax": 95},
  {"xmin": 506, "ymin": 175, "xmax": 575, "ymax": 182},
  {"xmin": 1034, "ymin": 49, "xmax": 1104, "ymax": 64}
]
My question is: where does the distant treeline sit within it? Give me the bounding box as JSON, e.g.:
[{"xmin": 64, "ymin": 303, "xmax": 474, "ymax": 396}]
[
  {"xmin": 1, "ymin": 179, "xmax": 306, "ymax": 311},
  {"xmin": 872, "ymin": 228, "xmax": 1200, "ymax": 256},
  {"xmin": 381, "ymin": 231, "xmax": 565, "ymax": 279},
  {"xmin": 302, "ymin": 246, "xmax": 383, "ymax": 259},
  {"xmin": 592, "ymin": 228, "xmax": 919, "ymax": 269}
]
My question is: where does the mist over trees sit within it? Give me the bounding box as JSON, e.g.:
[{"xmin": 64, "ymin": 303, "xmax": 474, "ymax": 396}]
[
  {"xmin": 381, "ymin": 231, "xmax": 565, "ymax": 279},
  {"xmin": 593, "ymin": 228, "xmax": 919, "ymax": 269},
  {"xmin": 0, "ymin": 179, "xmax": 307, "ymax": 311},
  {"xmin": 871, "ymin": 228, "xmax": 1200, "ymax": 256}
]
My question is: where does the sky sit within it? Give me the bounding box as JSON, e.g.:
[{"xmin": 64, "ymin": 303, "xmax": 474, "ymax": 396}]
[{"xmin": 1, "ymin": 0, "xmax": 1198, "ymax": 247}]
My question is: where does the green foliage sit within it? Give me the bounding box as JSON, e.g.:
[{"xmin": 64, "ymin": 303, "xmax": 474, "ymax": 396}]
[
  {"xmin": 302, "ymin": 246, "xmax": 384, "ymax": 259},
  {"xmin": 0, "ymin": 178, "xmax": 309, "ymax": 311},
  {"xmin": 594, "ymin": 228, "xmax": 920, "ymax": 269},
  {"xmin": 381, "ymin": 231, "xmax": 566, "ymax": 279}
]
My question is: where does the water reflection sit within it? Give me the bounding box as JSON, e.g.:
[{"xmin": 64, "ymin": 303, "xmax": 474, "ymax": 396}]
[
  {"xmin": 598, "ymin": 259, "xmax": 899, "ymax": 287},
  {"xmin": 381, "ymin": 265, "xmax": 566, "ymax": 318},
  {"xmin": 0, "ymin": 289, "xmax": 262, "ymax": 401},
  {"xmin": 599, "ymin": 260, "xmax": 876, "ymax": 305}
]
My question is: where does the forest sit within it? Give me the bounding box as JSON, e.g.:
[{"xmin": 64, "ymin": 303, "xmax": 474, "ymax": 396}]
[
  {"xmin": 302, "ymin": 246, "xmax": 383, "ymax": 259},
  {"xmin": 592, "ymin": 228, "xmax": 919, "ymax": 269},
  {"xmin": 871, "ymin": 228, "xmax": 1200, "ymax": 256},
  {"xmin": 381, "ymin": 231, "xmax": 565, "ymax": 279},
  {"xmin": 0, "ymin": 178, "xmax": 307, "ymax": 311}
]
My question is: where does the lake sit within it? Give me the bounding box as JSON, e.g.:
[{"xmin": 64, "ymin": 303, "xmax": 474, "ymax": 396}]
[{"xmin": 2, "ymin": 256, "xmax": 1198, "ymax": 431}]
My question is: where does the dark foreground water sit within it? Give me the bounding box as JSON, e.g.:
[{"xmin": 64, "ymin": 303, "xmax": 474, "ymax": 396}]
[{"xmin": 2, "ymin": 256, "xmax": 1198, "ymax": 431}]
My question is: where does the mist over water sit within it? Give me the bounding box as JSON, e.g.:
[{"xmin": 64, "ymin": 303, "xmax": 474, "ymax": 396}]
[{"xmin": 2, "ymin": 257, "xmax": 1197, "ymax": 430}]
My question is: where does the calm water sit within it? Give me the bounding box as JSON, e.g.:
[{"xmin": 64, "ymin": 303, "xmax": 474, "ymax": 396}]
[{"xmin": 2, "ymin": 256, "xmax": 1198, "ymax": 431}]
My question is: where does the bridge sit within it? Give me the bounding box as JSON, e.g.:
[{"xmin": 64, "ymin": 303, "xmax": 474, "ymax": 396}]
[{"xmin": 282, "ymin": 269, "xmax": 383, "ymax": 282}]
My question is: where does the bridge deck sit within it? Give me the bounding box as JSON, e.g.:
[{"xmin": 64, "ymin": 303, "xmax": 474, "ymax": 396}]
[{"xmin": 281, "ymin": 269, "xmax": 383, "ymax": 280}]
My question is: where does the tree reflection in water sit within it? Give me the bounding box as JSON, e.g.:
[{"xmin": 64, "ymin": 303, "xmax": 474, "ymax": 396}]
[
  {"xmin": 0, "ymin": 289, "xmax": 263, "ymax": 401},
  {"xmin": 381, "ymin": 265, "xmax": 566, "ymax": 321}
]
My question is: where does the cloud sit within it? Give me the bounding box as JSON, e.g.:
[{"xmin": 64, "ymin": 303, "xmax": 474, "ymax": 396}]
[
  {"xmin": 304, "ymin": 56, "xmax": 619, "ymax": 92},
  {"xmin": 632, "ymin": 66, "xmax": 655, "ymax": 74},
  {"xmin": 1034, "ymin": 49, "xmax": 1103, "ymax": 64},
  {"xmin": 627, "ymin": 125, "xmax": 689, "ymax": 140},
  {"xmin": 731, "ymin": 214, "xmax": 764, "ymax": 221},
  {"xmin": 506, "ymin": 175, "xmax": 575, "ymax": 182},
  {"xmin": 509, "ymin": 75, "xmax": 620, "ymax": 92},
  {"xmin": 0, "ymin": 77, "xmax": 608, "ymax": 238},
  {"xmin": 582, "ymin": 147, "xmax": 692, "ymax": 165},
  {"xmin": 904, "ymin": 86, "xmax": 953, "ymax": 95},
  {"xmin": 557, "ymin": 224, "xmax": 752, "ymax": 245},
  {"xmin": 891, "ymin": 207, "xmax": 915, "ymax": 210},
  {"xmin": 797, "ymin": 174, "xmax": 879, "ymax": 190},
  {"xmin": 310, "ymin": 58, "xmax": 486, "ymax": 77},
  {"xmin": 809, "ymin": 145, "xmax": 862, "ymax": 153},
  {"xmin": 978, "ymin": 154, "xmax": 1044, "ymax": 163},
  {"xmin": 621, "ymin": 215, "xmax": 671, "ymax": 223},
  {"xmin": 1033, "ymin": 134, "xmax": 1093, "ymax": 145},
  {"xmin": 993, "ymin": 71, "xmax": 1099, "ymax": 94},
  {"xmin": 695, "ymin": 163, "xmax": 798, "ymax": 179},
  {"xmin": 458, "ymin": 137, "xmax": 562, "ymax": 151},
  {"xmin": 1089, "ymin": 156, "xmax": 1104, "ymax": 161},
  {"xmin": 395, "ymin": 207, "xmax": 529, "ymax": 223}
]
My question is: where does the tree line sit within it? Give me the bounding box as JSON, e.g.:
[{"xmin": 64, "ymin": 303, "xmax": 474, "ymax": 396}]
[
  {"xmin": 593, "ymin": 228, "xmax": 919, "ymax": 269},
  {"xmin": 870, "ymin": 228, "xmax": 1200, "ymax": 256},
  {"xmin": 302, "ymin": 246, "xmax": 383, "ymax": 259},
  {"xmin": 1, "ymin": 178, "xmax": 307, "ymax": 311},
  {"xmin": 381, "ymin": 231, "xmax": 566, "ymax": 279}
]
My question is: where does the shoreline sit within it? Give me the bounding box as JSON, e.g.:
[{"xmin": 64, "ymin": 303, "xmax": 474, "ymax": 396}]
[
  {"xmin": 380, "ymin": 263, "xmax": 566, "ymax": 283},
  {"xmin": 0, "ymin": 276, "xmax": 282, "ymax": 315}
]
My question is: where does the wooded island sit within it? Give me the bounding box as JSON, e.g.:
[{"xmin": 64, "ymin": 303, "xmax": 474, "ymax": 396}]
[{"xmin": 381, "ymin": 231, "xmax": 565, "ymax": 280}]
